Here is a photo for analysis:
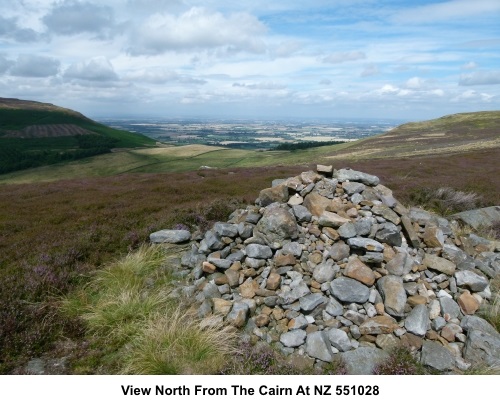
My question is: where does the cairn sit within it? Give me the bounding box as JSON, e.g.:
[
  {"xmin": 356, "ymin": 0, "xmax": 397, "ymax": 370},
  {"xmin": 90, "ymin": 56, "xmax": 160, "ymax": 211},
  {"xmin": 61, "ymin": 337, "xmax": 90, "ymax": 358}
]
[{"xmin": 151, "ymin": 165, "xmax": 500, "ymax": 374}]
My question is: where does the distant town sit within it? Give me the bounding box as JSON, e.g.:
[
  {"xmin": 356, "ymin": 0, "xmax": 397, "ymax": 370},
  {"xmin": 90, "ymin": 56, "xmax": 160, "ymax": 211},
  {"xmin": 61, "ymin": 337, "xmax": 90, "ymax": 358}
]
[{"xmin": 98, "ymin": 118, "xmax": 402, "ymax": 150}]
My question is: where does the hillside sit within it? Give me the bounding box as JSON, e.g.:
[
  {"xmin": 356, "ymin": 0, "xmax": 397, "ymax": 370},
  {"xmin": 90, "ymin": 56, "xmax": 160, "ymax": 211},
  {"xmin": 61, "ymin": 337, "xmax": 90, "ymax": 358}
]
[
  {"xmin": 0, "ymin": 98, "xmax": 155, "ymax": 174},
  {"xmin": 323, "ymin": 110, "xmax": 500, "ymax": 160}
]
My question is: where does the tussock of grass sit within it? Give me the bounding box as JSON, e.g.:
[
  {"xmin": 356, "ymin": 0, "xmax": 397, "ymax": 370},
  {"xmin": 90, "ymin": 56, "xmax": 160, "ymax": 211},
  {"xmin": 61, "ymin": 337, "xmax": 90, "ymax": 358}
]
[
  {"xmin": 480, "ymin": 275, "xmax": 500, "ymax": 333},
  {"xmin": 62, "ymin": 245, "xmax": 238, "ymax": 374},
  {"xmin": 407, "ymin": 186, "xmax": 481, "ymax": 216}
]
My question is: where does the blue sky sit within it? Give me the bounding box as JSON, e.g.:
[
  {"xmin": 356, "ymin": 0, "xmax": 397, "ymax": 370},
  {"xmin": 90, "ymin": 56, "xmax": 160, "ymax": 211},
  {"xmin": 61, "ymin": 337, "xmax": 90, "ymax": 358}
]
[{"xmin": 0, "ymin": 0, "xmax": 499, "ymax": 120}]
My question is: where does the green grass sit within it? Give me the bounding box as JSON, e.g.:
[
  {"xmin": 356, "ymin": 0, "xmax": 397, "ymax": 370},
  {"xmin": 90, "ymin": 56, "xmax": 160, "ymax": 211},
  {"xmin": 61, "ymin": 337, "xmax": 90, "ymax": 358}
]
[{"xmin": 62, "ymin": 244, "xmax": 239, "ymax": 374}]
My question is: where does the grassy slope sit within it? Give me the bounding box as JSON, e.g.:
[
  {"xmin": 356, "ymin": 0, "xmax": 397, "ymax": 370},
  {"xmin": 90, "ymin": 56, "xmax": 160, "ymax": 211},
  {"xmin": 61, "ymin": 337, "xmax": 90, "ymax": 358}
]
[
  {"xmin": 1, "ymin": 110, "xmax": 498, "ymax": 184},
  {"xmin": 0, "ymin": 98, "xmax": 154, "ymax": 149}
]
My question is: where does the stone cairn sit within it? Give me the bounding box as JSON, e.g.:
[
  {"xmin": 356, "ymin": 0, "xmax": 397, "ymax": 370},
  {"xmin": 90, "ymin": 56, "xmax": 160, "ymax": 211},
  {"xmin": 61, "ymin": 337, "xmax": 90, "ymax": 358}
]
[{"xmin": 150, "ymin": 166, "xmax": 500, "ymax": 374}]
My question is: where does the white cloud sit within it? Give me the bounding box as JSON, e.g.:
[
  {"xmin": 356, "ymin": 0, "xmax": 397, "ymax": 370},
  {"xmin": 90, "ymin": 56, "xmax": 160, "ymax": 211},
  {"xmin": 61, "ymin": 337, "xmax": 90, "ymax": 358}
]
[
  {"xmin": 64, "ymin": 57, "xmax": 118, "ymax": 81},
  {"xmin": 43, "ymin": 1, "xmax": 115, "ymax": 37},
  {"xmin": 361, "ymin": 64, "xmax": 379, "ymax": 77},
  {"xmin": 232, "ymin": 82, "xmax": 286, "ymax": 90},
  {"xmin": 0, "ymin": 16, "xmax": 38, "ymax": 42},
  {"xmin": 322, "ymin": 51, "xmax": 366, "ymax": 64},
  {"xmin": 459, "ymin": 70, "xmax": 500, "ymax": 86},
  {"xmin": 406, "ymin": 77, "xmax": 425, "ymax": 89},
  {"xmin": 461, "ymin": 61, "xmax": 478, "ymax": 70},
  {"xmin": 10, "ymin": 55, "xmax": 60, "ymax": 77},
  {"xmin": 124, "ymin": 68, "xmax": 206, "ymax": 85},
  {"xmin": 128, "ymin": 7, "xmax": 267, "ymax": 55}
]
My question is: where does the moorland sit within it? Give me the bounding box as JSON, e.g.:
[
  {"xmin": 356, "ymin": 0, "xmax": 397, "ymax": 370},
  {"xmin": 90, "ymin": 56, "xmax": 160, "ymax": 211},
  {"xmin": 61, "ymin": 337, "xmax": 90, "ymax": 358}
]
[{"xmin": 0, "ymin": 98, "xmax": 499, "ymax": 374}]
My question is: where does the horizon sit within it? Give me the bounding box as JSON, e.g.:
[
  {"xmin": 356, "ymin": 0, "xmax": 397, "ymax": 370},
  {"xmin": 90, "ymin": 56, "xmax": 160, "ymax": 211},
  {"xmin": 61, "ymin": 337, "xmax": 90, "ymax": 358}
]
[{"xmin": 1, "ymin": 1, "xmax": 499, "ymax": 120}]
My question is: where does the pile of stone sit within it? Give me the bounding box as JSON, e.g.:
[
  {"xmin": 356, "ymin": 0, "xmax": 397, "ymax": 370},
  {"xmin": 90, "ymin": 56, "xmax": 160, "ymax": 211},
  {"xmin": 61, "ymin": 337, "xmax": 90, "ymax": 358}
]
[{"xmin": 150, "ymin": 166, "xmax": 500, "ymax": 374}]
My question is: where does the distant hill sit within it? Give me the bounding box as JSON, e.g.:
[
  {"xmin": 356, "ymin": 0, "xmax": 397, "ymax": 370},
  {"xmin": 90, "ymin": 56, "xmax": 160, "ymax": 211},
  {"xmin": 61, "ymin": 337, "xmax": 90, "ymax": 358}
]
[
  {"xmin": 0, "ymin": 97, "xmax": 155, "ymax": 174},
  {"xmin": 324, "ymin": 110, "xmax": 500, "ymax": 160}
]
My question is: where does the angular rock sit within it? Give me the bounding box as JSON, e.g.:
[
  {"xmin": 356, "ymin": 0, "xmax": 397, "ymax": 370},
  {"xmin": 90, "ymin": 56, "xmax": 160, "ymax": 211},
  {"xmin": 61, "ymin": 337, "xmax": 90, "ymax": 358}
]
[
  {"xmin": 359, "ymin": 315, "xmax": 398, "ymax": 335},
  {"xmin": 292, "ymin": 205, "xmax": 312, "ymax": 222},
  {"xmin": 377, "ymin": 275, "xmax": 407, "ymax": 317},
  {"xmin": 385, "ymin": 251, "xmax": 414, "ymax": 276},
  {"xmin": 240, "ymin": 278, "xmax": 259, "ymax": 299},
  {"xmin": 420, "ymin": 341, "xmax": 454, "ymax": 371},
  {"xmin": 318, "ymin": 211, "xmax": 350, "ymax": 228},
  {"xmin": 458, "ymin": 291, "xmax": 480, "ymax": 315},
  {"xmin": 254, "ymin": 206, "xmax": 298, "ymax": 249},
  {"xmin": 325, "ymin": 297, "xmax": 344, "ymax": 316},
  {"xmin": 313, "ymin": 262, "xmax": 338, "ymax": 283},
  {"xmin": 213, "ymin": 222, "xmax": 239, "ymax": 238},
  {"xmin": 341, "ymin": 347, "xmax": 389, "ymax": 375},
  {"xmin": 424, "ymin": 254, "xmax": 456, "ymax": 276},
  {"xmin": 338, "ymin": 222, "xmax": 357, "ymax": 239},
  {"xmin": 246, "ymin": 243, "xmax": 273, "ymax": 259},
  {"xmin": 460, "ymin": 315, "xmax": 499, "ymax": 337},
  {"xmin": 343, "ymin": 181, "xmax": 366, "ymax": 195},
  {"xmin": 199, "ymin": 230, "xmax": 225, "ymax": 253},
  {"xmin": 423, "ymin": 225, "xmax": 445, "ymax": 248},
  {"xmin": 317, "ymin": 164, "xmax": 333, "ymax": 176},
  {"xmin": 375, "ymin": 227, "xmax": 402, "ymax": 247},
  {"xmin": 343, "ymin": 257, "xmax": 375, "ymax": 286},
  {"xmin": 300, "ymin": 293, "xmax": 326, "ymax": 312},
  {"xmin": 464, "ymin": 329, "xmax": 500, "ymax": 367},
  {"xmin": 288, "ymin": 194, "xmax": 304, "ymax": 206},
  {"xmin": 404, "ymin": 304, "xmax": 429, "ymax": 337},
  {"xmin": 347, "ymin": 237, "xmax": 384, "ymax": 252},
  {"xmin": 280, "ymin": 329, "xmax": 307, "ymax": 348},
  {"xmin": 334, "ymin": 169, "xmax": 380, "ymax": 186},
  {"xmin": 212, "ymin": 298, "xmax": 232, "ymax": 316},
  {"xmin": 226, "ymin": 301, "xmax": 249, "ymax": 327},
  {"xmin": 150, "ymin": 229, "xmax": 191, "ymax": 244},
  {"xmin": 455, "ymin": 270, "xmax": 489, "ymax": 292},
  {"xmin": 279, "ymin": 281, "xmax": 311, "ymax": 305},
  {"xmin": 303, "ymin": 192, "xmax": 331, "ymax": 217},
  {"xmin": 306, "ymin": 331, "xmax": 333, "ymax": 362},
  {"xmin": 327, "ymin": 328, "xmax": 353, "ymax": 352},
  {"xmin": 330, "ymin": 277, "xmax": 370, "ymax": 304},
  {"xmin": 372, "ymin": 204, "xmax": 400, "ymax": 225},
  {"xmin": 401, "ymin": 215, "xmax": 420, "ymax": 248},
  {"xmin": 282, "ymin": 241, "xmax": 303, "ymax": 257},
  {"xmin": 259, "ymin": 184, "xmax": 289, "ymax": 207},
  {"xmin": 266, "ymin": 273, "xmax": 281, "ymax": 290},
  {"xmin": 314, "ymin": 179, "xmax": 338, "ymax": 198},
  {"xmin": 329, "ymin": 241, "xmax": 350, "ymax": 261},
  {"xmin": 439, "ymin": 296, "xmax": 461, "ymax": 319}
]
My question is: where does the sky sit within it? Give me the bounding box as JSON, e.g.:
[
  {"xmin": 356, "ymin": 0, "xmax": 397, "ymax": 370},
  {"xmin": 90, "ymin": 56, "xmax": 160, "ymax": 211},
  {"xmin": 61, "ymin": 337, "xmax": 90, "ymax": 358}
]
[{"xmin": 0, "ymin": 0, "xmax": 499, "ymax": 120}]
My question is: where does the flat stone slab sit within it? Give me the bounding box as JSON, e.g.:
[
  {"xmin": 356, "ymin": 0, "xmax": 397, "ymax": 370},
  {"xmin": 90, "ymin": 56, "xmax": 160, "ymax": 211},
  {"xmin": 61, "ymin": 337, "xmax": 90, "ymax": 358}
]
[
  {"xmin": 341, "ymin": 347, "xmax": 389, "ymax": 374},
  {"xmin": 452, "ymin": 206, "xmax": 500, "ymax": 230},
  {"xmin": 150, "ymin": 229, "xmax": 191, "ymax": 243}
]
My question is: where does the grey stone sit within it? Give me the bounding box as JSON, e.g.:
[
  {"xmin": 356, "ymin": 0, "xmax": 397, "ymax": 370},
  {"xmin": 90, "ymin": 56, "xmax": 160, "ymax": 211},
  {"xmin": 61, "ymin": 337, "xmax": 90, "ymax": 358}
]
[
  {"xmin": 325, "ymin": 296, "xmax": 344, "ymax": 316},
  {"xmin": 282, "ymin": 241, "xmax": 303, "ymax": 257},
  {"xmin": 318, "ymin": 211, "xmax": 350, "ymax": 228},
  {"xmin": 213, "ymin": 222, "xmax": 238, "ymax": 237},
  {"xmin": 343, "ymin": 181, "xmax": 366, "ymax": 195},
  {"xmin": 208, "ymin": 258, "xmax": 232, "ymax": 269},
  {"xmin": 26, "ymin": 358, "xmax": 45, "ymax": 375},
  {"xmin": 341, "ymin": 347, "xmax": 389, "ymax": 375},
  {"xmin": 288, "ymin": 314, "xmax": 309, "ymax": 330},
  {"xmin": 401, "ymin": 215, "xmax": 420, "ymax": 248},
  {"xmin": 338, "ymin": 222, "xmax": 357, "ymax": 239},
  {"xmin": 343, "ymin": 310, "xmax": 368, "ymax": 326},
  {"xmin": 424, "ymin": 254, "xmax": 456, "ymax": 276},
  {"xmin": 420, "ymin": 341, "xmax": 454, "ymax": 371},
  {"xmin": 300, "ymin": 293, "xmax": 327, "ymax": 312},
  {"xmin": 334, "ymin": 169, "xmax": 380, "ymax": 186},
  {"xmin": 246, "ymin": 243, "xmax": 273, "ymax": 259},
  {"xmin": 259, "ymin": 184, "xmax": 289, "ymax": 207},
  {"xmin": 226, "ymin": 250, "xmax": 245, "ymax": 262},
  {"xmin": 237, "ymin": 222, "xmax": 254, "ymax": 239},
  {"xmin": 330, "ymin": 277, "xmax": 370, "ymax": 304},
  {"xmin": 150, "ymin": 229, "xmax": 191, "ymax": 244},
  {"xmin": 280, "ymin": 329, "xmax": 307, "ymax": 348},
  {"xmin": 317, "ymin": 164, "xmax": 333, "ymax": 176},
  {"xmin": 314, "ymin": 179, "xmax": 338, "ymax": 198},
  {"xmin": 354, "ymin": 218, "xmax": 373, "ymax": 236},
  {"xmin": 432, "ymin": 317, "xmax": 446, "ymax": 331},
  {"xmin": 347, "ymin": 237, "xmax": 384, "ymax": 252},
  {"xmin": 327, "ymin": 328, "xmax": 353, "ymax": 352},
  {"xmin": 464, "ymin": 329, "xmax": 500, "ymax": 367},
  {"xmin": 199, "ymin": 230, "xmax": 225, "ymax": 253},
  {"xmin": 329, "ymin": 241, "xmax": 350, "ymax": 261},
  {"xmin": 203, "ymin": 282, "xmax": 221, "ymax": 299},
  {"xmin": 359, "ymin": 252, "xmax": 384, "ymax": 264},
  {"xmin": 375, "ymin": 227, "xmax": 402, "ymax": 246},
  {"xmin": 372, "ymin": 204, "xmax": 401, "ymax": 225},
  {"xmin": 386, "ymin": 252, "xmax": 414, "ymax": 276},
  {"xmin": 377, "ymin": 275, "xmax": 407, "ymax": 317},
  {"xmin": 404, "ymin": 304, "xmax": 429, "ymax": 337},
  {"xmin": 460, "ymin": 315, "xmax": 499, "ymax": 337},
  {"xmin": 226, "ymin": 301, "xmax": 249, "ymax": 327},
  {"xmin": 279, "ymin": 281, "xmax": 311, "ymax": 305},
  {"xmin": 313, "ymin": 262, "xmax": 339, "ymax": 283},
  {"xmin": 452, "ymin": 206, "xmax": 500, "ymax": 230},
  {"xmin": 254, "ymin": 206, "xmax": 298, "ymax": 249},
  {"xmin": 292, "ymin": 205, "xmax": 312, "ymax": 222},
  {"xmin": 306, "ymin": 331, "xmax": 333, "ymax": 362},
  {"xmin": 198, "ymin": 299, "xmax": 213, "ymax": 317},
  {"xmin": 455, "ymin": 270, "xmax": 489, "ymax": 292},
  {"xmin": 245, "ymin": 257, "xmax": 266, "ymax": 268},
  {"xmin": 439, "ymin": 296, "xmax": 461, "ymax": 319}
]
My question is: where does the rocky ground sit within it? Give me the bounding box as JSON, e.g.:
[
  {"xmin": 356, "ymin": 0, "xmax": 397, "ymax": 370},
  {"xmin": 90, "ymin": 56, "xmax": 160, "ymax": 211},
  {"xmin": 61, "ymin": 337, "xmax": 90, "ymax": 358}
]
[{"xmin": 152, "ymin": 165, "xmax": 500, "ymax": 374}]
